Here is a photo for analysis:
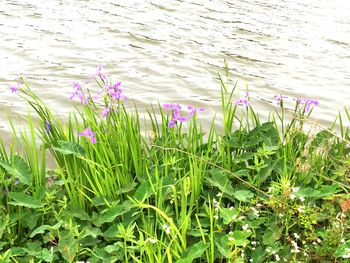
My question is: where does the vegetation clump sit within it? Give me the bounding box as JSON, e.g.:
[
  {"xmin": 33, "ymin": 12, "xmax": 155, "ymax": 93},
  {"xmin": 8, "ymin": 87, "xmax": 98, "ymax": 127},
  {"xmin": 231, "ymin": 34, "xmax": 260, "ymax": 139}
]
[{"xmin": 1, "ymin": 65, "xmax": 350, "ymax": 262}]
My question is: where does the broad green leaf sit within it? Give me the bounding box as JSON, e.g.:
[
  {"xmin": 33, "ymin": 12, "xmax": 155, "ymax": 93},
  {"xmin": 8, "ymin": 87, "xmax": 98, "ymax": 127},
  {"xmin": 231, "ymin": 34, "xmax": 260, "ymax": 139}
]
[
  {"xmin": 40, "ymin": 248, "xmax": 54, "ymax": 262},
  {"xmin": 30, "ymin": 225, "xmax": 50, "ymax": 238},
  {"xmin": 8, "ymin": 192, "xmax": 44, "ymax": 208},
  {"xmin": 58, "ymin": 231, "xmax": 78, "ymax": 262},
  {"xmin": 176, "ymin": 241, "xmax": 209, "ymax": 263},
  {"xmin": 65, "ymin": 205, "xmax": 91, "ymax": 221},
  {"xmin": 205, "ymin": 169, "xmax": 234, "ymax": 196},
  {"xmin": 134, "ymin": 181, "xmax": 154, "ymax": 200},
  {"xmin": 234, "ymin": 190, "xmax": 254, "ymax": 202},
  {"xmin": 0, "ymin": 156, "xmax": 32, "ymax": 185},
  {"xmin": 334, "ymin": 240, "xmax": 350, "ymax": 258},
  {"xmin": 52, "ymin": 140, "xmax": 85, "ymax": 156},
  {"xmin": 94, "ymin": 202, "xmax": 132, "ymax": 226},
  {"xmin": 232, "ymin": 230, "xmax": 251, "ymax": 246},
  {"xmin": 30, "ymin": 221, "xmax": 62, "ymax": 238}
]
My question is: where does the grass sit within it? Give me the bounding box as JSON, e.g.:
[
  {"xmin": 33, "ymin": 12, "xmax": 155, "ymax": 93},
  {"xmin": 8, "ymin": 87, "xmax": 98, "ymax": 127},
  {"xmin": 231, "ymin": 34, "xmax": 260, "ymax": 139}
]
[{"xmin": 0, "ymin": 66, "xmax": 350, "ymax": 262}]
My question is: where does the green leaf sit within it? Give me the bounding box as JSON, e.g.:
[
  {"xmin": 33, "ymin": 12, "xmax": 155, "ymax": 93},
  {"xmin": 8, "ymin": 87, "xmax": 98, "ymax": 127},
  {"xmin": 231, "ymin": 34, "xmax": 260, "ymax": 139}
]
[
  {"xmin": 65, "ymin": 205, "xmax": 91, "ymax": 221},
  {"xmin": 8, "ymin": 192, "xmax": 44, "ymax": 208},
  {"xmin": 94, "ymin": 202, "xmax": 132, "ymax": 227},
  {"xmin": 134, "ymin": 181, "xmax": 154, "ymax": 201},
  {"xmin": 30, "ymin": 221, "xmax": 62, "ymax": 238},
  {"xmin": 0, "ymin": 156, "xmax": 32, "ymax": 185},
  {"xmin": 234, "ymin": 190, "xmax": 254, "ymax": 202},
  {"xmin": 58, "ymin": 231, "xmax": 78, "ymax": 262},
  {"xmin": 52, "ymin": 140, "xmax": 85, "ymax": 156},
  {"xmin": 205, "ymin": 169, "xmax": 234, "ymax": 196},
  {"xmin": 176, "ymin": 241, "xmax": 209, "ymax": 263}
]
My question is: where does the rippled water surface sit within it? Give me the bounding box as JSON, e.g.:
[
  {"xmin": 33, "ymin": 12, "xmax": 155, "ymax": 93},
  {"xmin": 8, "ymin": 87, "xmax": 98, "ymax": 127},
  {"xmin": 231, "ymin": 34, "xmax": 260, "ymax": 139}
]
[{"xmin": 1, "ymin": 0, "xmax": 349, "ymax": 137}]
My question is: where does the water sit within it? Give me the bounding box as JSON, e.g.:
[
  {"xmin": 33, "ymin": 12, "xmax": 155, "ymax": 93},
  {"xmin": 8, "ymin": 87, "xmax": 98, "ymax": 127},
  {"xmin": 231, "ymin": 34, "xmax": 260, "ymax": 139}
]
[{"xmin": 1, "ymin": 0, "xmax": 350, "ymax": 139}]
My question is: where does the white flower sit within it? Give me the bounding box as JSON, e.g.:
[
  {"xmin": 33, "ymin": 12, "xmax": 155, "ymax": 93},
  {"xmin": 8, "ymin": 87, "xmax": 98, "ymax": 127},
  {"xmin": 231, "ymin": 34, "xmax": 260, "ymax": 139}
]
[
  {"xmin": 146, "ymin": 237, "xmax": 158, "ymax": 244},
  {"xmin": 290, "ymin": 194, "xmax": 296, "ymax": 200},
  {"xmin": 297, "ymin": 206, "xmax": 305, "ymax": 213},
  {"xmin": 299, "ymin": 196, "xmax": 305, "ymax": 202},
  {"xmin": 228, "ymin": 237, "xmax": 235, "ymax": 241},
  {"xmin": 293, "ymin": 233, "xmax": 300, "ymax": 239},
  {"xmin": 216, "ymin": 192, "xmax": 222, "ymax": 197},
  {"xmin": 162, "ymin": 224, "xmax": 171, "ymax": 235},
  {"xmin": 242, "ymin": 224, "xmax": 249, "ymax": 231},
  {"xmin": 275, "ymin": 254, "xmax": 280, "ymax": 262},
  {"xmin": 214, "ymin": 215, "xmax": 219, "ymax": 220},
  {"xmin": 292, "ymin": 187, "xmax": 300, "ymax": 193},
  {"xmin": 251, "ymin": 241, "xmax": 257, "ymax": 245}
]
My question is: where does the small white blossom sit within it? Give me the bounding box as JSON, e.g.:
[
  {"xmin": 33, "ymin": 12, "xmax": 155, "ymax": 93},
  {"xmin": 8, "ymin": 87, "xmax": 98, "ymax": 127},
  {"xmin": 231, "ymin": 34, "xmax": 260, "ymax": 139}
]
[
  {"xmin": 297, "ymin": 206, "xmax": 305, "ymax": 213},
  {"xmin": 146, "ymin": 237, "xmax": 158, "ymax": 244},
  {"xmin": 290, "ymin": 194, "xmax": 296, "ymax": 200},
  {"xmin": 292, "ymin": 187, "xmax": 300, "ymax": 193},
  {"xmin": 299, "ymin": 196, "xmax": 305, "ymax": 202},
  {"xmin": 293, "ymin": 233, "xmax": 300, "ymax": 239},
  {"xmin": 216, "ymin": 192, "xmax": 222, "ymax": 197},
  {"xmin": 242, "ymin": 224, "xmax": 249, "ymax": 231},
  {"xmin": 228, "ymin": 237, "xmax": 235, "ymax": 241},
  {"xmin": 213, "ymin": 215, "xmax": 219, "ymax": 220}
]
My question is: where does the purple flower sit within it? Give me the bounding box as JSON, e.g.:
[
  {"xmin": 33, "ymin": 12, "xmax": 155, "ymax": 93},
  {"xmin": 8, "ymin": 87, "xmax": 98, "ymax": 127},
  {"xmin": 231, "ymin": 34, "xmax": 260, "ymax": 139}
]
[
  {"xmin": 79, "ymin": 127, "xmax": 97, "ymax": 144},
  {"xmin": 188, "ymin": 105, "xmax": 205, "ymax": 116},
  {"xmin": 296, "ymin": 97, "xmax": 320, "ymax": 112},
  {"xmin": 10, "ymin": 85, "xmax": 18, "ymax": 93},
  {"xmin": 108, "ymin": 82, "xmax": 127, "ymax": 101},
  {"xmin": 274, "ymin": 95, "xmax": 288, "ymax": 106},
  {"xmin": 102, "ymin": 107, "xmax": 111, "ymax": 119},
  {"xmin": 70, "ymin": 82, "xmax": 89, "ymax": 105},
  {"xmin": 163, "ymin": 103, "xmax": 202, "ymax": 128},
  {"xmin": 92, "ymin": 64, "xmax": 109, "ymax": 85},
  {"xmin": 45, "ymin": 121, "xmax": 51, "ymax": 134},
  {"xmin": 234, "ymin": 92, "xmax": 251, "ymax": 107}
]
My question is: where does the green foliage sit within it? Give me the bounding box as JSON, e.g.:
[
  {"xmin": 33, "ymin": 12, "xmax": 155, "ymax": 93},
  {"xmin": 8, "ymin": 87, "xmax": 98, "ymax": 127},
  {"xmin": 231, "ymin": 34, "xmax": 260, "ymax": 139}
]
[{"xmin": 0, "ymin": 70, "xmax": 349, "ymax": 262}]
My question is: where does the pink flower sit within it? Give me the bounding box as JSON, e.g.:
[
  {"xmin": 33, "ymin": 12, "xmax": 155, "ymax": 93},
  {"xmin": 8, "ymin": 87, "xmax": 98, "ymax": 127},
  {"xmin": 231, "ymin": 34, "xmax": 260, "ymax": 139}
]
[
  {"xmin": 79, "ymin": 127, "xmax": 97, "ymax": 144},
  {"xmin": 10, "ymin": 85, "xmax": 18, "ymax": 93}
]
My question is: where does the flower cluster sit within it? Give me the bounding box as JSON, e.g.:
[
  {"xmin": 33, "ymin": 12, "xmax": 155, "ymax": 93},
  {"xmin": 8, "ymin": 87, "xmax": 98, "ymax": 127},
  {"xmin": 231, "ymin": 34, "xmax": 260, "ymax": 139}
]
[
  {"xmin": 296, "ymin": 97, "xmax": 319, "ymax": 112},
  {"xmin": 69, "ymin": 65, "xmax": 127, "ymax": 120},
  {"xmin": 163, "ymin": 103, "xmax": 205, "ymax": 128},
  {"xmin": 79, "ymin": 127, "xmax": 97, "ymax": 144},
  {"xmin": 234, "ymin": 92, "xmax": 251, "ymax": 107}
]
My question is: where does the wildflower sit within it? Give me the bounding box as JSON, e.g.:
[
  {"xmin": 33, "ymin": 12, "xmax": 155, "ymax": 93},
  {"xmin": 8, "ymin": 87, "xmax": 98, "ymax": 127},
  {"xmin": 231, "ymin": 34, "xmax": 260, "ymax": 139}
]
[
  {"xmin": 293, "ymin": 233, "xmax": 300, "ymax": 239},
  {"xmin": 79, "ymin": 127, "xmax": 97, "ymax": 144},
  {"xmin": 275, "ymin": 254, "xmax": 281, "ymax": 261},
  {"xmin": 234, "ymin": 92, "xmax": 251, "ymax": 107},
  {"xmin": 299, "ymin": 196, "xmax": 305, "ymax": 202},
  {"xmin": 45, "ymin": 121, "xmax": 51, "ymax": 134},
  {"xmin": 213, "ymin": 215, "xmax": 219, "ymax": 220},
  {"xmin": 70, "ymin": 82, "xmax": 89, "ymax": 105},
  {"xmin": 10, "ymin": 85, "xmax": 18, "ymax": 93},
  {"xmin": 274, "ymin": 95, "xmax": 288, "ymax": 107},
  {"xmin": 216, "ymin": 192, "xmax": 222, "ymax": 197},
  {"xmin": 187, "ymin": 105, "xmax": 205, "ymax": 120},
  {"xmin": 296, "ymin": 97, "xmax": 319, "ymax": 113},
  {"xmin": 292, "ymin": 187, "xmax": 300, "ymax": 193},
  {"xmin": 101, "ymin": 107, "xmax": 111, "ymax": 119},
  {"xmin": 242, "ymin": 224, "xmax": 249, "ymax": 231},
  {"xmin": 108, "ymin": 82, "xmax": 127, "ymax": 101},
  {"xmin": 163, "ymin": 103, "xmax": 188, "ymax": 128},
  {"xmin": 228, "ymin": 237, "xmax": 235, "ymax": 241},
  {"xmin": 146, "ymin": 237, "xmax": 158, "ymax": 244},
  {"xmin": 92, "ymin": 64, "xmax": 109, "ymax": 85},
  {"xmin": 290, "ymin": 194, "xmax": 296, "ymax": 200},
  {"xmin": 162, "ymin": 224, "xmax": 171, "ymax": 235}
]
